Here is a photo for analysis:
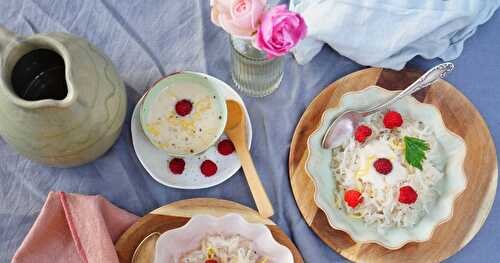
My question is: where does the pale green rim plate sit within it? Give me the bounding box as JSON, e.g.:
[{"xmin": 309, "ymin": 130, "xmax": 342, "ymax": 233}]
[
  {"xmin": 306, "ymin": 86, "xmax": 467, "ymax": 249},
  {"xmin": 140, "ymin": 72, "xmax": 228, "ymax": 157}
]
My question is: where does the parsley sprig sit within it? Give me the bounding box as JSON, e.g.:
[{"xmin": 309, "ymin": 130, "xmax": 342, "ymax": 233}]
[{"xmin": 404, "ymin": 136, "xmax": 430, "ymax": 170}]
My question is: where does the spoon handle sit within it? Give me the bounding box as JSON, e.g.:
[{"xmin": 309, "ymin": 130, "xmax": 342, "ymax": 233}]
[
  {"xmin": 233, "ymin": 141, "xmax": 274, "ymax": 218},
  {"xmin": 363, "ymin": 63, "xmax": 454, "ymax": 115}
]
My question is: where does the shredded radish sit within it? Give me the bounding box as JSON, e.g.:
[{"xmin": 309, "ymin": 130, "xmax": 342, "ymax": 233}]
[
  {"xmin": 331, "ymin": 111, "xmax": 444, "ymax": 232},
  {"xmin": 180, "ymin": 234, "xmax": 268, "ymax": 263}
]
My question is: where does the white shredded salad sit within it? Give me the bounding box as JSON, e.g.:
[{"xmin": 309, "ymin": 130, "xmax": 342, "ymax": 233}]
[
  {"xmin": 331, "ymin": 111, "xmax": 445, "ymax": 232},
  {"xmin": 180, "ymin": 234, "xmax": 269, "ymax": 263}
]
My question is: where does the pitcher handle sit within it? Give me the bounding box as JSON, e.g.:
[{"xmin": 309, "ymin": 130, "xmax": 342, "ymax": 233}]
[{"xmin": 0, "ymin": 26, "xmax": 18, "ymax": 56}]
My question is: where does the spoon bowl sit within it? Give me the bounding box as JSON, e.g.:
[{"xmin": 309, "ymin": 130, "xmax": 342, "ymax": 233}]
[
  {"xmin": 131, "ymin": 232, "xmax": 160, "ymax": 263},
  {"xmin": 225, "ymin": 100, "xmax": 244, "ymax": 131}
]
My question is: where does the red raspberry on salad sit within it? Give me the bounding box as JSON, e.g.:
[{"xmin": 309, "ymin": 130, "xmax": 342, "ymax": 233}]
[
  {"xmin": 399, "ymin": 186, "xmax": 418, "ymax": 204},
  {"xmin": 354, "ymin": 125, "xmax": 372, "ymax": 143},
  {"xmin": 175, "ymin": 99, "xmax": 193, "ymax": 116},
  {"xmin": 217, "ymin": 139, "xmax": 235, "ymax": 156},
  {"xmin": 373, "ymin": 158, "xmax": 393, "ymax": 175},
  {"xmin": 200, "ymin": 160, "xmax": 218, "ymax": 177},
  {"xmin": 344, "ymin": 189, "xmax": 363, "ymax": 208},
  {"xmin": 169, "ymin": 158, "xmax": 185, "ymax": 175},
  {"xmin": 383, "ymin": 111, "xmax": 403, "ymax": 129}
]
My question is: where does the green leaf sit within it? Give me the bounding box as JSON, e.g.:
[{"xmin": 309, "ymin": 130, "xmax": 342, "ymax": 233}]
[{"xmin": 404, "ymin": 136, "xmax": 430, "ymax": 170}]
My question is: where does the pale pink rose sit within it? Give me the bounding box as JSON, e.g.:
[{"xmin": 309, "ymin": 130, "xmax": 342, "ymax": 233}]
[
  {"xmin": 255, "ymin": 5, "xmax": 307, "ymax": 58},
  {"xmin": 211, "ymin": 0, "xmax": 267, "ymax": 37}
]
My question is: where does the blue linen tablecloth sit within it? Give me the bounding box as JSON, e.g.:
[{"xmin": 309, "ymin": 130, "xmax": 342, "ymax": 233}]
[{"xmin": 0, "ymin": 1, "xmax": 498, "ymax": 262}]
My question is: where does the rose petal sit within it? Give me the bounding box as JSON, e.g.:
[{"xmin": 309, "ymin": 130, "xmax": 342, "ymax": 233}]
[
  {"xmin": 220, "ymin": 13, "xmax": 255, "ymax": 37},
  {"xmin": 211, "ymin": 6, "xmax": 222, "ymax": 26},
  {"xmin": 250, "ymin": 0, "xmax": 266, "ymax": 29},
  {"xmin": 214, "ymin": 0, "xmax": 233, "ymax": 11},
  {"xmin": 255, "ymin": 4, "xmax": 307, "ymax": 58},
  {"xmin": 229, "ymin": 1, "xmax": 254, "ymax": 29}
]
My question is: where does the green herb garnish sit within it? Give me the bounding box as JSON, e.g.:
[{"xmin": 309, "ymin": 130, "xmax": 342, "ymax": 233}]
[{"xmin": 404, "ymin": 136, "xmax": 430, "ymax": 170}]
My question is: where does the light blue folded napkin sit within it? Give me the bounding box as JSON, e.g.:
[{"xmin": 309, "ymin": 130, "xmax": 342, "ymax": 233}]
[{"xmin": 290, "ymin": 0, "xmax": 500, "ymax": 69}]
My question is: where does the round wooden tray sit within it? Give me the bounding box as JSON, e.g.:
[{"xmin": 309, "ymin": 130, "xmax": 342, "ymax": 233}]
[
  {"xmin": 115, "ymin": 198, "xmax": 304, "ymax": 263},
  {"xmin": 288, "ymin": 68, "xmax": 498, "ymax": 262}
]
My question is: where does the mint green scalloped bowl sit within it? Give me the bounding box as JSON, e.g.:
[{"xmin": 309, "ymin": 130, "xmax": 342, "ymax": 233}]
[
  {"xmin": 306, "ymin": 86, "xmax": 467, "ymax": 249},
  {"xmin": 140, "ymin": 72, "xmax": 227, "ymax": 157}
]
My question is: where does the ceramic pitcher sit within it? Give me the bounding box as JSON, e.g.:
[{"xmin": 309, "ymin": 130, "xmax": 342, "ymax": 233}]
[{"xmin": 0, "ymin": 26, "xmax": 127, "ymax": 167}]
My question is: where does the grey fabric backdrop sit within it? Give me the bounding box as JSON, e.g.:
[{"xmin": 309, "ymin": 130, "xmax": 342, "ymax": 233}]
[{"xmin": 0, "ymin": 1, "xmax": 499, "ymax": 262}]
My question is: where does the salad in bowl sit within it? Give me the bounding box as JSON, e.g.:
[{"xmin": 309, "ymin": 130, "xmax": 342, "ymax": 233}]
[
  {"xmin": 306, "ymin": 86, "xmax": 467, "ymax": 249},
  {"xmin": 154, "ymin": 214, "xmax": 293, "ymax": 263}
]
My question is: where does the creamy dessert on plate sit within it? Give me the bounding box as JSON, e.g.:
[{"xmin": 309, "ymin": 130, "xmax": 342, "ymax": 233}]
[
  {"xmin": 331, "ymin": 110, "xmax": 444, "ymax": 232},
  {"xmin": 141, "ymin": 73, "xmax": 227, "ymax": 156}
]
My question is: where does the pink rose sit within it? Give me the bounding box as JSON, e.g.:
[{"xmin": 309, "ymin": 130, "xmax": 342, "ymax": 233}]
[
  {"xmin": 255, "ymin": 5, "xmax": 307, "ymax": 58},
  {"xmin": 211, "ymin": 0, "xmax": 267, "ymax": 38}
]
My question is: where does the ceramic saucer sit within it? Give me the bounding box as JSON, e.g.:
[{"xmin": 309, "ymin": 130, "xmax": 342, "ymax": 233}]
[{"xmin": 131, "ymin": 72, "xmax": 252, "ymax": 189}]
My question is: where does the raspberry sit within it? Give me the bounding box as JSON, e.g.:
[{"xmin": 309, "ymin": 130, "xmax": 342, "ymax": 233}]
[
  {"xmin": 217, "ymin": 139, "xmax": 235, "ymax": 156},
  {"xmin": 344, "ymin": 189, "xmax": 363, "ymax": 208},
  {"xmin": 175, "ymin": 99, "xmax": 193, "ymax": 116},
  {"xmin": 200, "ymin": 160, "xmax": 218, "ymax": 177},
  {"xmin": 205, "ymin": 260, "xmax": 218, "ymax": 263},
  {"xmin": 383, "ymin": 111, "xmax": 403, "ymax": 129},
  {"xmin": 354, "ymin": 125, "xmax": 372, "ymax": 143},
  {"xmin": 399, "ymin": 186, "xmax": 418, "ymax": 204},
  {"xmin": 373, "ymin": 158, "xmax": 393, "ymax": 175},
  {"xmin": 168, "ymin": 158, "xmax": 185, "ymax": 175}
]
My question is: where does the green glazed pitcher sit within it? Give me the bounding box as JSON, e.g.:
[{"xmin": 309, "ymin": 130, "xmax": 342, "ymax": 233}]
[{"xmin": 0, "ymin": 26, "xmax": 127, "ymax": 167}]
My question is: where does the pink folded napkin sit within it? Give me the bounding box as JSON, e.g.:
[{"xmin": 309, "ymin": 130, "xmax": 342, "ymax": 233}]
[{"xmin": 12, "ymin": 192, "xmax": 139, "ymax": 263}]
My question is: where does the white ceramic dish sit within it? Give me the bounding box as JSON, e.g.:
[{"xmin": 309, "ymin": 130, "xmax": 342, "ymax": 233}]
[
  {"xmin": 153, "ymin": 214, "xmax": 294, "ymax": 263},
  {"xmin": 131, "ymin": 72, "xmax": 252, "ymax": 189},
  {"xmin": 306, "ymin": 86, "xmax": 467, "ymax": 249},
  {"xmin": 140, "ymin": 72, "xmax": 227, "ymax": 156}
]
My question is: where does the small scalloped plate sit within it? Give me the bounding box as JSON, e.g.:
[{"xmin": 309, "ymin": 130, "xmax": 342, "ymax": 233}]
[
  {"xmin": 306, "ymin": 86, "xmax": 467, "ymax": 249},
  {"xmin": 154, "ymin": 213, "xmax": 294, "ymax": 263},
  {"xmin": 131, "ymin": 72, "xmax": 252, "ymax": 189}
]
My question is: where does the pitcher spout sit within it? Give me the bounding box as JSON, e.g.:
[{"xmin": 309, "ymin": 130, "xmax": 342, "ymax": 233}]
[{"xmin": 0, "ymin": 28, "xmax": 78, "ymax": 109}]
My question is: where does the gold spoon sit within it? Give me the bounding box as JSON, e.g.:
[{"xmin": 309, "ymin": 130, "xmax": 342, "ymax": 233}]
[
  {"xmin": 224, "ymin": 100, "xmax": 274, "ymax": 218},
  {"xmin": 131, "ymin": 232, "xmax": 160, "ymax": 263}
]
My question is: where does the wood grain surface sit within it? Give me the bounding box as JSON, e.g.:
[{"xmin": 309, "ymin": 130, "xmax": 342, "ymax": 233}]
[
  {"xmin": 115, "ymin": 198, "xmax": 303, "ymax": 263},
  {"xmin": 288, "ymin": 67, "xmax": 498, "ymax": 263}
]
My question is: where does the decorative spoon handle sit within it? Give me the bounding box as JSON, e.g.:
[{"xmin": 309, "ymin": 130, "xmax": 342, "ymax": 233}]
[{"xmin": 363, "ymin": 63, "xmax": 454, "ymax": 115}]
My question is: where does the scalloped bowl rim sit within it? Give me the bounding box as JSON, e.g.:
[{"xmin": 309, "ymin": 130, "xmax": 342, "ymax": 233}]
[
  {"xmin": 140, "ymin": 71, "xmax": 228, "ymax": 157},
  {"xmin": 153, "ymin": 213, "xmax": 294, "ymax": 263},
  {"xmin": 305, "ymin": 86, "xmax": 467, "ymax": 249}
]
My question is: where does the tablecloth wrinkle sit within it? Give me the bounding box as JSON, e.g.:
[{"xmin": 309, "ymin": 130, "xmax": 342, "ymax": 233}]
[{"xmin": 0, "ymin": 1, "xmax": 499, "ymax": 263}]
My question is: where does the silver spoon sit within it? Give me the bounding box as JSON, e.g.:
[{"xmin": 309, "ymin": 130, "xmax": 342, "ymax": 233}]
[
  {"xmin": 321, "ymin": 63, "xmax": 455, "ymax": 149},
  {"xmin": 131, "ymin": 232, "xmax": 161, "ymax": 263}
]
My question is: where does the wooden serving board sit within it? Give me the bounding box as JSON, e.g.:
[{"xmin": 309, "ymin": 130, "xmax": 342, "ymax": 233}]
[
  {"xmin": 288, "ymin": 68, "xmax": 498, "ymax": 263},
  {"xmin": 115, "ymin": 198, "xmax": 304, "ymax": 263}
]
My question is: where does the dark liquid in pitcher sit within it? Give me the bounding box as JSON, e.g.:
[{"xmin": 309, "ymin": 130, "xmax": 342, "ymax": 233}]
[{"xmin": 11, "ymin": 49, "xmax": 68, "ymax": 101}]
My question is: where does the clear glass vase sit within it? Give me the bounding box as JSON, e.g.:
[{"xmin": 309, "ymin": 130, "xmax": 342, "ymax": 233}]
[{"xmin": 230, "ymin": 36, "xmax": 284, "ymax": 97}]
